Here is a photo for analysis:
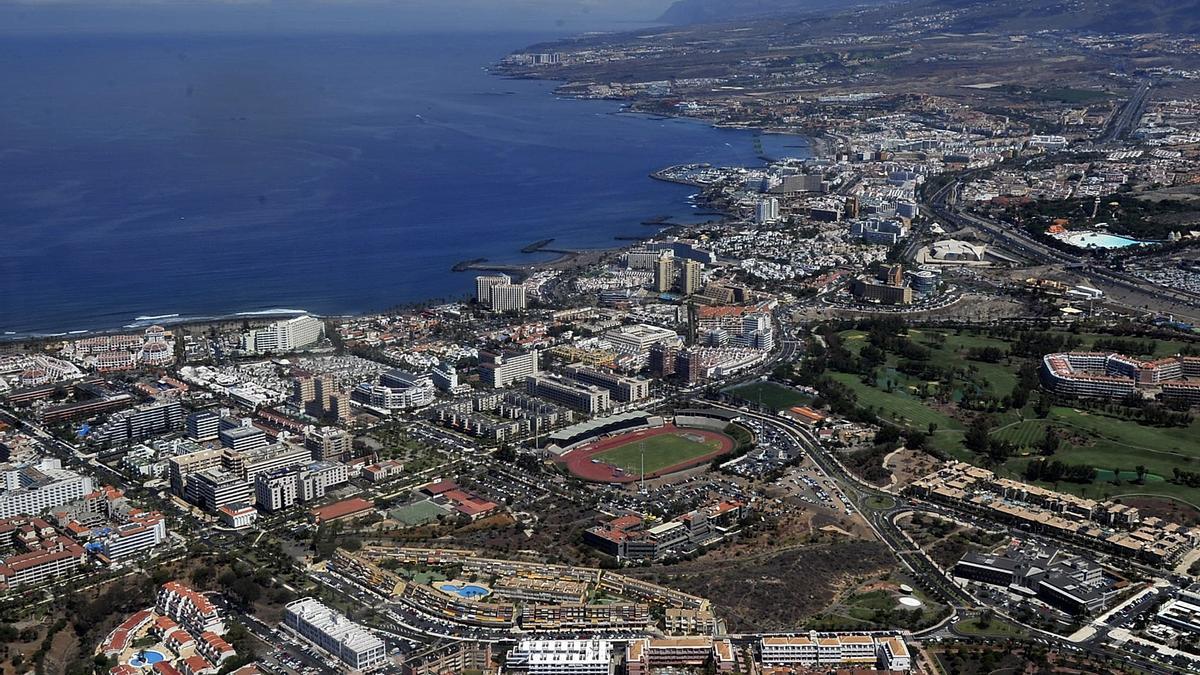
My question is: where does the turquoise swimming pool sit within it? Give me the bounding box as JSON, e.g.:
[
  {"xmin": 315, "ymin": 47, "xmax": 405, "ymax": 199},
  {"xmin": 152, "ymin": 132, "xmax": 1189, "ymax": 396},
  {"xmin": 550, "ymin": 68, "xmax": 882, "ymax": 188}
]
[
  {"xmin": 1060, "ymin": 231, "xmax": 1145, "ymax": 249},
  {"xmin": 439, "ymin": 582, "xmax": 491, "ymax": 599},
  {"xmin": 129, "ymin": 650, "xmax": 166, "ymax": 668}
]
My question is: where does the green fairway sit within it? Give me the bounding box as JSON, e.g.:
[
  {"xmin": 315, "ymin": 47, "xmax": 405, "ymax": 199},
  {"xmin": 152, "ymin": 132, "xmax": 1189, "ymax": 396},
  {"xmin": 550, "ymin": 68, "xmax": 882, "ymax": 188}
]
[
  {"xmin": 997, "ymin": 407, "xmax": 1200, "ymax": 503},
  {"xmin": 724, "ymin": 380, "xmax": 812, "ymax": 411},
  {"xmin": 830, "ymin": 372, "xmax": 963, "ymax": 431},
  {"xmin": 595, "ymin": 432, "xmax": 725, "ymax": 474},
  {"xmin": 827, "ymin": 326, "xmax": 1200, "ymax": 502}
]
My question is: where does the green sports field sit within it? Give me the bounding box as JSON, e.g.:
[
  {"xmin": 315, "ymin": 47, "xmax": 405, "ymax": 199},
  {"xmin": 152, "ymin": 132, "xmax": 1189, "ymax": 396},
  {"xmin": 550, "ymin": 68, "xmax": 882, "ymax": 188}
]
[
  {"xmin": 724, "ymin": 380, "xmax": 812, "ymax": 411},
  {"xmin": 594, "ymin": 432, "xmax": 726, "ymax": 474}
]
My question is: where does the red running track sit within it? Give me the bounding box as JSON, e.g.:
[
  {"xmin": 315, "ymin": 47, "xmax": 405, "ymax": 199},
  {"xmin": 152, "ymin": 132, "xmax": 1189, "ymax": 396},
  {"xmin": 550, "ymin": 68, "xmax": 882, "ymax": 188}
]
[{"xmin": 558, "ymin": 423, "xmax": 735, "ymax": 483}]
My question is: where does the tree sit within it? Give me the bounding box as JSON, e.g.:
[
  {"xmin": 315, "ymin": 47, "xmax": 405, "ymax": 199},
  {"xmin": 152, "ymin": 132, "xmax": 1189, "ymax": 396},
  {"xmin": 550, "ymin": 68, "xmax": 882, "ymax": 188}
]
[
  {"xmin": 965, "ymin": 415, "xmax": 994, "ymax": 453},
  {"xmin": 1135, "ymin": 465, "xmax": 1147, "ymax": 484},
  {"xmin": 1039, "ymin": 427, "xmax": 1061, "ymax": 456},
  {"xmin": 1034, "ymin": 394, "xmax": 1053, "ymax": 419}
]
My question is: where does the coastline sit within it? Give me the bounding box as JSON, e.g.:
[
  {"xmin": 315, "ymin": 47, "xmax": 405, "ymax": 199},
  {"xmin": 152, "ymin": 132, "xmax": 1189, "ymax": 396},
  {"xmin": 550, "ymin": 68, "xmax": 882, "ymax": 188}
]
[{"xmin": 5, "ymin": 38, "xmax": 818, "ymax": 343}]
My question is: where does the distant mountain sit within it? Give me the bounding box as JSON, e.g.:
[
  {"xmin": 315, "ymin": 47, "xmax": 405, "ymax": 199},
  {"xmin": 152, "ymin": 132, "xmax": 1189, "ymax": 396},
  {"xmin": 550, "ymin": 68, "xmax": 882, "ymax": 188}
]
[
  {"xmin": 659, "ymin": 0, "xmax": 1200, "ymax": 33},
  {"xmin": 657, "ymin": 0, "xmax": 884, "ymax": 24}
]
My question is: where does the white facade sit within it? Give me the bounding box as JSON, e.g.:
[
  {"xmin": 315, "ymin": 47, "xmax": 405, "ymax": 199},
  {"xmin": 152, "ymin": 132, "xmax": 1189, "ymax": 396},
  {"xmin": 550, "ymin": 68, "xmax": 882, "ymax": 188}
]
[
  {"xmin": 604, "ymin": 324, "xmax": 681, "ymax": 357},
  {"xmin": 242, "ymin": 315, "xmax": 324, "ymax": 354},
  {"xmin": 480, "ymin": 350, "xmax": 540, "ymax": 388},
  {"xmin": 0, "ymin": 459, "xmax": 94, "ymax": 519},
  {"xmin": 756, "ymin": 197, "xmax": 780, "ymax": 224},
  {"xmin": 476, "ymin": 274, "xmax": 511, "ymax": 303},
  {"xmin": 97, "ymin": 517, "xmax": 168, "ymax": 560},
  {"xmin": 506, "ymin": 639, "xmax": 613, "ymax": 675},
  {"xmin": 489, "ymin": 283, "xmax": 527, "ymax": 312},
  {"xmin": 283, "ymin": 598, "xmax": 386, "ymax": 671},
  {"xmin": 355, "ymin": 369, "xmax": 436, "ymax": 410}
]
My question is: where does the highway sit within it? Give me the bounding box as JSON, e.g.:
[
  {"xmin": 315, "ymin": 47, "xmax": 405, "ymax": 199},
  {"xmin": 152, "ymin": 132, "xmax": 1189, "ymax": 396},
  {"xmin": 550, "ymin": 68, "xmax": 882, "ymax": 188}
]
[{"xmin": 1099, "ymin": 80, "xmax": 1152, "ymax": 146}]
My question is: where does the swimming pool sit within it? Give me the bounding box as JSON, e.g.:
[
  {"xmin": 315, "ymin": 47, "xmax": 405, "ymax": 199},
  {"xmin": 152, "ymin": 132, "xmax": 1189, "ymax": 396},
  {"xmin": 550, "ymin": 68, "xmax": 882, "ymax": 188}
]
[
  {"xmin": 1059, "ymin": 231, "xmax": 1145, "ymax": 249},
  {"xmin": 438, "ymin": 582, "xmax": 491, "ymax": 599},
  {"xmin": 129, "ymin": 650, "xmax": 166, "ymax": 668}
]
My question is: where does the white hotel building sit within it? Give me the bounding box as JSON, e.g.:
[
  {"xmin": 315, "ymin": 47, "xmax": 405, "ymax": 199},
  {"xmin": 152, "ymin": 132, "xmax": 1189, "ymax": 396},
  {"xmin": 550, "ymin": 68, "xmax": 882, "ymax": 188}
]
[
  {"xmin": 0, "ymin": 459, "xmax": 94, "ymax": 519},
  {"xmin": 241, "ymin": 315, "xmax": 324, "ymax": 354},
  {"xmin": 506, "ymin": 639, "xmax": 614, "ymax": 675},
  {"xmin": 759, "ymin": 633, "xmax": 910, "ymax": 670},
  {"xmin": 283, "ymin": 598, "xmax": 387, "ymax": 671}
]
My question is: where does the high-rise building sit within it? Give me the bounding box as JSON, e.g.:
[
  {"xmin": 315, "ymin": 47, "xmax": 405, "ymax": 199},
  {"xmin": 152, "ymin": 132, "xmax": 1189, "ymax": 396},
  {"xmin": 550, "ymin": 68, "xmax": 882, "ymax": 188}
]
[
  {"xmin": 219, "ymin": 425, "xmax": 268, "ymax": 453},
  {"xmin": 674, "ymin": 350, "xmax": 704, "ymax": 384},
  {"xmin": 479, "ymin": 349, "xmax": 540, "ymax": 388},
  {"xmin": 489, "ymin": 282, "xmax": 527, "ymax": 312},
  {"xmin": 255, "ymin": 468, "xmax": 299, "ymax": 512},
  {"xmin": 293, "ymin": 374, "xmax": 349, "ymax": 421},
  {"xmin": 186, "ymin": 469, "xmax": 252, "ymax": 512},
  {"xmin": 756, "ymin": 197, "xmax": 780, "ymax": 224},
  {"xmin": 561, "ymin": 365, "xmax": 650, "ymax": 403},
  {"xmin": 654, "ymin": 254, "xmax": 674, "ymax": 293},
  {"xmin": 297, "ymin": 461, "xmax": 349, "ymax": 502},
  {"xmin": 526, "ymin": 375, "xmax": 612, "ymax": 414},
  {"xmin": 241, "ymin": 315, "xmax": 324, "ymax": 354},
  {"xmin": 681, "ymin": 260, "xmax": 704, "ymax": 296},
  {"xmin": 185, "ymin": 410, "xmax": 220, "ymax": 442},
  {"xmin": 886, "ymin": 264, "xmax": 904, "ymax": 287},
  {"xmin": 851, "ymin": 279, "xmax": 913, "ymax": 305},
  {"xmin": 648, "ymin": 343, "xmax": 677, "ymax": 378},
  {"xmin": 226, "ymin": 442, "xmax": 311, "ymax": 483},
  {"xmin": 168, "ymin": 448, "xmax": 225, "ymax": 495},
  {"xmin": 305, "ymin": 427, "xmax": 352, "ymax": 463},
  {"xmin": 431, "ymin": 361, "xmax": 459, "ymax": 392},
  {"xmin": 475, "ymin": 274, "xmax": 511, "ymax": 303},
  {"xmin": 89, "ymin": 399, "xmax": 183, "ymax": 446}
]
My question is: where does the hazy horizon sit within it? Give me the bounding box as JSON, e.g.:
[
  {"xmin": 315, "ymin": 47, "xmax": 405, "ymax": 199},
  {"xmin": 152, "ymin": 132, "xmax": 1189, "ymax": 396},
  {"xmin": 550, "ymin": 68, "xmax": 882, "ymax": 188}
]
[{"xmin": 0, "ymin": 0, "xmax": 677, "ymax": 35}]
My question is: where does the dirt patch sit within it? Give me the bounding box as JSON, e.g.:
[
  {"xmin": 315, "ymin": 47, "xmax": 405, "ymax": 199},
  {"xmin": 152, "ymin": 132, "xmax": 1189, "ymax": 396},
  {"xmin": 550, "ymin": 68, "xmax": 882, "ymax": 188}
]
[
  {"xmin": 1120, "ymin": 496, "xmax": 1200, "ymax": 526},
  {"xmin": 885, "ymin": 447, "xmax": 940, "ymax": 489},
  {"xmin": 626, "ymin": 541, "xmax": 895, "ymax": 631},
  {"xmin": 39, "ymin": 630, "xmax": 80, "ymax": 675}
]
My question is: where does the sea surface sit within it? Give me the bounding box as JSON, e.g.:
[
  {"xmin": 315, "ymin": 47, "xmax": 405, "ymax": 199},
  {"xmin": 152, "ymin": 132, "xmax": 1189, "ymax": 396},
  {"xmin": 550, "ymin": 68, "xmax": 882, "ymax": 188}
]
[{"xmin": 0, "ymin": 32, "xmax": 808, "ymax": 336}]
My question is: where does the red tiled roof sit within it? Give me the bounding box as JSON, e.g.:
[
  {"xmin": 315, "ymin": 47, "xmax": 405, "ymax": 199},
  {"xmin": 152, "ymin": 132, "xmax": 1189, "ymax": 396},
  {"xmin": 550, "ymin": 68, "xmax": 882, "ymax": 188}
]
[
  {"xmin": 311, "ymin": 497, "xmax": 374, "ymax": 523},
  {"xmin": 421, "ymin": 479, "xmax": 458, "ymax": 496}
]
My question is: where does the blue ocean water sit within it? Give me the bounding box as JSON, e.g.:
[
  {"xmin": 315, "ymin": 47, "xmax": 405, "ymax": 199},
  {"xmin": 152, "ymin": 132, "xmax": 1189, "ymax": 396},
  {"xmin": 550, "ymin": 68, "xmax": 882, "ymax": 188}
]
[{"xmin": 0, "ymin": 32, "xmax": 807, "ymax": 336}]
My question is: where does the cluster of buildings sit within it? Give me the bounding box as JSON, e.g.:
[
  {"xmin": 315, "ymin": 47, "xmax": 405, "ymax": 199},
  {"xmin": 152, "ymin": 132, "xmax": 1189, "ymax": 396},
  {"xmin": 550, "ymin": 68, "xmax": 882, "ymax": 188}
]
[
  {"xmin": 909, "ymin": 462, "xmax": 1200, "ymax": 566},
  {"xmin": 62, "ymin": 325, "xmax": 175, "ymax": 372},
  {"xmin": 954, "ymin": 542, "xmax": 1115, "ymax": 616},
  {"xmin": 240, "ymin": 315, "xmax": 324, "ymax": 354},
  {"xmin": 330, "ymin": 547, "xmax": 711, "ymax": 634},
  {"xmin": 353, "ymin": 369, "xmax": 437, "ymax": 411},
  {"xmin": 88, "ymin": 398, "xmax": 185, "ymax": 447},
  {"xmin": 500, "ymin": 631, "xmax": 910, "ymax": 675},
  {"xmin": 1040, "ymin": 351, "xmax": 1200, "ymax": 404},
  {"xmin": 0, "ymin": 353, "xmax": 82, "ymax": 392},
  {"xmin": 850, "ymin": 264, "xmax": 914, "ymax": 306},
  {"xmin": 50, "ymin": 485, "xmax": 168, "ymax": 563},
  {"xmin": 167, "ymin": 430, "xmax": 349, "ymax": 514},
  {"xmin": 476, "ymin": 274, "xmax": 529, "ymax": 313},
  {"xmin": 428, "ymin": 390, "xmax": 574, "ymax": 442},
  {"xmin": 583, "ymin": 500, "xmax": 748, "ymax": 561},
  {"xmin": 0, "ymin": 516, "xmax": 86, "ymax": 590},
  {"xmin": 102, "ymin": 581, "xmax": 239, "ymax": 675}
]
